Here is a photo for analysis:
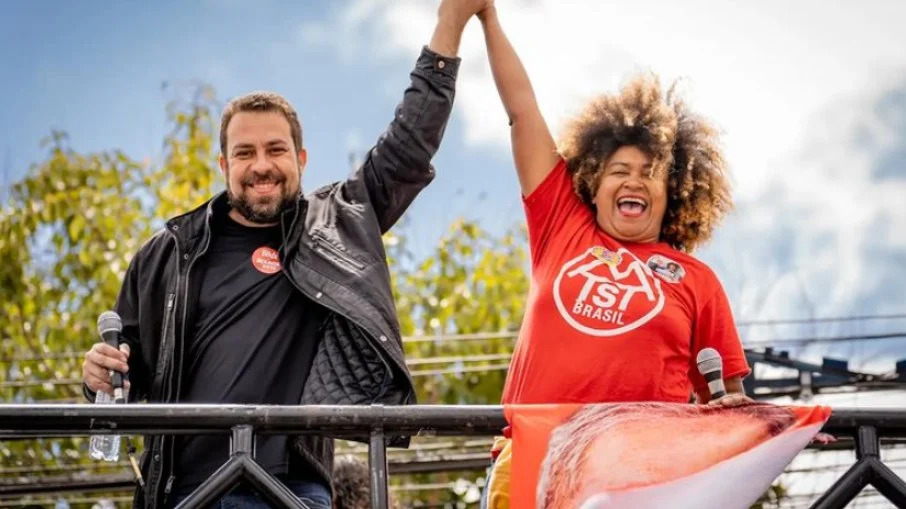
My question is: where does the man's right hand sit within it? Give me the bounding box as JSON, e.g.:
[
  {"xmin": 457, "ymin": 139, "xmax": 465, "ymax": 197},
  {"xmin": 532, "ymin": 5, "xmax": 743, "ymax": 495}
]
[
  {"xmin": 438, "ymin": 0, "xmax": 494, "ymax": 25},
  {"xmin": 82, "ymin": 342, "xmax": 131, "ymax": 396},
  {"xmin": 430, "ymin": 0, "xmax": 495, "ymax": 57}
]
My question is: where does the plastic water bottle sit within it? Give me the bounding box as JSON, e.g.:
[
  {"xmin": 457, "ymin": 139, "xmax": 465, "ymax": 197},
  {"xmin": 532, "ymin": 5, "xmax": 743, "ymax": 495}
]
[
  {"xmin": 90, "ymin": 311, "xmax": 127, "ymax": 462},
  {"xmin": 89, "ymin": 390, "xmax": 122, "ymax": 462}
]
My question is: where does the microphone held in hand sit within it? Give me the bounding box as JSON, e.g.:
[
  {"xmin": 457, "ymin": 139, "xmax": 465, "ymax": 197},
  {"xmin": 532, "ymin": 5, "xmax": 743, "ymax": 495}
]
[
  {"xmin": 696, "ymin": 347, "xmax": 726, "ymax": 401},
  {"xmin": 97, "ymin": 311, "xmax": 126, "ymax": 404}
]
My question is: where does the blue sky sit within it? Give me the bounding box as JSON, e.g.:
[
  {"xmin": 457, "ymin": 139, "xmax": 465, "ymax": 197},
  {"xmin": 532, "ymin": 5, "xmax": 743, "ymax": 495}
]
[
  {"xmin": 4, "ymin": 0, "xmax": 906, "ymax": 370},
  {"xmin": 1, "ymin": 1, "xmax": 518, "ymax": 236}
]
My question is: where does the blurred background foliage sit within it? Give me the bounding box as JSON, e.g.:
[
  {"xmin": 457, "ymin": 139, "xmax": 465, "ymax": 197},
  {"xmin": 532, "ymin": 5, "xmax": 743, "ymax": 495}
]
[
  {"xmin": 0, "ymin": 88, "xmax": 785, "ymax": 509},
  {"xmin": 0, "ymin": 87, "xmax": 530, "ymax": 508}
]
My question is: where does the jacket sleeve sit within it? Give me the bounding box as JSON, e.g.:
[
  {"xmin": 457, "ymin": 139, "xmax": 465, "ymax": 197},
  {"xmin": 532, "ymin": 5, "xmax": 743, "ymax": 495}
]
[
  {"xmin": 81, "ymin": 250, "xmax": 151, "ymax": 403},
  {"xmin": 348, "ymin": 46, "xmax": 460, "ymax": 233}
]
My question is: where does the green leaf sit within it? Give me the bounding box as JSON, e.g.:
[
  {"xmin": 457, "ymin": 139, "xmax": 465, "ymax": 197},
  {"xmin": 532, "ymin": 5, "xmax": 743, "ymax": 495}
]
[{"xmin": 68, "ymin": 215, "xmax": 85, "ymax": 241}]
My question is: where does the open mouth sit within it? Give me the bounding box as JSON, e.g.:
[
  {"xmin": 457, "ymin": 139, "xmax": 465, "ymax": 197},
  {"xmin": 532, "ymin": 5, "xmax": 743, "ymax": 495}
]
[
  {"xmin": 245, "ymin": 178, "xmax": 284, "ymax": 196},
  {"xmin": 616, "ymin": 196, "xmax": 648, "ymax": 217}
]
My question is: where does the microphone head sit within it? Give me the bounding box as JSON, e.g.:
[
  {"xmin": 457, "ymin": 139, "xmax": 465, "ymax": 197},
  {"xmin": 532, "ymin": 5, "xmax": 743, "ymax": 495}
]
[
  {"xmin": 696, "ymin": 347, "xmax": 723, "ymax": 375},
  {"xmin": 97, "ymin": 311, "xmax": 123, "ymax": 335}
]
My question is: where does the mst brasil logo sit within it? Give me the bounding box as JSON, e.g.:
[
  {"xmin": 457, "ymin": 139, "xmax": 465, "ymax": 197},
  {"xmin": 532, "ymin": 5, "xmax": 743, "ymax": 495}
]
[{"xmin": 553, "ymin": 246, "xmax": 665, "ymax": 337}]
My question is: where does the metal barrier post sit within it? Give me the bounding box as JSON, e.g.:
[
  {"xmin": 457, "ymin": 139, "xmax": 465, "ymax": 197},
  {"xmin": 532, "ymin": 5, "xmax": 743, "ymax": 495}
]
[
  {"xmin": 370, "ymin": 428, "xmax": 389, "ymax": 509},
  {"xmin": 856, "ymin": 426, "xmax": 906, "ymax": 507},
  {"xmin": 2, "ymin": 405, "xmax": 906, "ymax": 507},
  {"xmin": 232, "ymin": 425, "xmax": 255, "ymax": 455},
  {"xmin": 175, "ymin": 425, "xmax": 307, "ymax": 509},
  {"xmin": 810, "ymin": 425, "xmax": 906, "ymax": 509}
]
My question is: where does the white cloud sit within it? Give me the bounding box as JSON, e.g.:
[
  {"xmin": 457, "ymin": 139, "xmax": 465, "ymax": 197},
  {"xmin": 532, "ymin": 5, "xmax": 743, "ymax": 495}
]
[
  {"xmin": 714, "ymin": 80, "xmax": 906, "ymax": 330},
  {"xmin": 309, "ymin": 6, "xmax": 906, "ymax": 498},
  {"xmin": 310, "ymin": 0, "xmax": 906, "ymax": 362},
  {"xmin": 307, "ymin": 0, "xmax": 906, "ymax": 192}
]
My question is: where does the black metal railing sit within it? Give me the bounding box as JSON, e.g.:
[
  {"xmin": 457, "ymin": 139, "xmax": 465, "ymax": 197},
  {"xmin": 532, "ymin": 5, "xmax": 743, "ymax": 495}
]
[{"xmin": 1, "ymin": 405, "xmax": 905, "ymax": 508}]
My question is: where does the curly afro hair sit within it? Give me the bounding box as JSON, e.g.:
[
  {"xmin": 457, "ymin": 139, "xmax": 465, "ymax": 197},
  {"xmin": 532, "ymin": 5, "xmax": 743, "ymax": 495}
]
[{"xmin": 557, "ymin": 74, "xmax": 733, "ymax": 252}]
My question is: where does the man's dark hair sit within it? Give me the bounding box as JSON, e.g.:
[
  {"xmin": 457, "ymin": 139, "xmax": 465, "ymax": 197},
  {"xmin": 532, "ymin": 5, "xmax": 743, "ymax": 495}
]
[{"xmin": 220, "ymin": 91, "xmax": 303, "ymax": 156}]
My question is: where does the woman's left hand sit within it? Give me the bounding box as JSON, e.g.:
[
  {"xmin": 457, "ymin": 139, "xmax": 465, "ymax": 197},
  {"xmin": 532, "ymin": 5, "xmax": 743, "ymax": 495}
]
[{"xmin": 708, "ymin": 392, "xmax": 754, "ymax": 407}]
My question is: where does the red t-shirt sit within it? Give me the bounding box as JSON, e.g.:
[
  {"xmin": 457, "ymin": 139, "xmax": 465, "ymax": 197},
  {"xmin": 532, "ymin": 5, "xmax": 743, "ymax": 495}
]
[{"xmin": 501, "ymin": 160, "xmax": 750, "ymax": 404}]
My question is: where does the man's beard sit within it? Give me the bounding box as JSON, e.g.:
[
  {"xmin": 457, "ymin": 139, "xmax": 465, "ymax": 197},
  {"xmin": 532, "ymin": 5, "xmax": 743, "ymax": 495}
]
[{"xmin": 226, "ymin": 170, "xmax": 298, "ymax": 224}]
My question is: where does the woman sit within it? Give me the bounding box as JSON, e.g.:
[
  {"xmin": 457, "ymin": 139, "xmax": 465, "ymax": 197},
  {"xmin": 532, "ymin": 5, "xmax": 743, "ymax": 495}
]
[{"xmin": 476, "ymin": 4, "xmax": 752, "ymax": 507}]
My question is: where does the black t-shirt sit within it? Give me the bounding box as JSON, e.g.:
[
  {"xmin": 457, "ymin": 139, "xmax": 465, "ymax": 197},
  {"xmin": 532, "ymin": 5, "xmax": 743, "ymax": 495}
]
[{"xmin": 173, "ymin": 211, "xmax": 324, "ymax": 494}]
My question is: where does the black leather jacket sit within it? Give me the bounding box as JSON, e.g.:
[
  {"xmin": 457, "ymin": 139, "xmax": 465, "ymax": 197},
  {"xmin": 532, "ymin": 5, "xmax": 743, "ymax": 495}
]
[{"xmin": 85, "ymin": 46, "xmax": 460, "ymax": 509}]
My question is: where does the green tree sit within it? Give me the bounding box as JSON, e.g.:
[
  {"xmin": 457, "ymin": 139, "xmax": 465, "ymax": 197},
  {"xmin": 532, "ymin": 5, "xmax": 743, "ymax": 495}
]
[
  {"xmin": 0, "ymin": 87, "xmax": 788, "ymax": 509},
  {"xmin": 381, "ymin": 219, "xmax": 529, "ymax": 506},
  {"xmin": 0, "ymin": 87, "xmax": 528, "ymax": 506},
  {"xmin": 0, "ymin": 89, "xmax": 220, "ymax": 507},
  {"xmin": 391, "ymin": 218, "xmax": 528, "ymax": 405}
]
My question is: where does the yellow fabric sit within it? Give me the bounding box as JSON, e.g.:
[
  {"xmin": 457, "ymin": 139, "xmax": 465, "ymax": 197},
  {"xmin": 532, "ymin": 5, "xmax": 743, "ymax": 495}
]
[{"xmin": 487, "ymin": 437, "xmax": 512, "ymax": 509}]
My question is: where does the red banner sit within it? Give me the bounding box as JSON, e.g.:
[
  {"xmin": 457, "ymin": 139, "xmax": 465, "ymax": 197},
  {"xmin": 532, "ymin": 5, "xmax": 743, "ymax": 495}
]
[{"xmin": 502, "ymin": 402, "xmax": 831, "ymax": 508}]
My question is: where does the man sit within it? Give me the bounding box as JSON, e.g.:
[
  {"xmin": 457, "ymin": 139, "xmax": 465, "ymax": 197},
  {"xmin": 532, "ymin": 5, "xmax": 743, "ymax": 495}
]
[{"xmin": 80, "ymin": 1, "xmax": 491, "ymax": 507}]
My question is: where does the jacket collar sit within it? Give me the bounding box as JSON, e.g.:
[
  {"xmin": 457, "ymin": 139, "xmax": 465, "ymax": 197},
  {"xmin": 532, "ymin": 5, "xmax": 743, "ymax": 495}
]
[
  {"xmin": 164, "ymin": 190, "xmax": 306, "ymax": 252},
  {"xmin": 164, "ymin": 192, "xmax": 223, "ymax": 251}
]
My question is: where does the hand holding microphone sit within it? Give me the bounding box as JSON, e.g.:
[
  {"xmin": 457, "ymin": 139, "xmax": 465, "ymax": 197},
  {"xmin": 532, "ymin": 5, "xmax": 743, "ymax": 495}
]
[
  {"xmin": 696, "ymin": 347, "xmax": 752, "ymax": 407},
  {"xmin": 82, "ymin": 311, "xmax": 131, "ymax": 400},
  {"xmin": 86, "ymin": 311, "xmax": 132, "ymax": 462},
  {"xmin": 696, "ymin": 347, "xmax": 727, "ymax": 401}
]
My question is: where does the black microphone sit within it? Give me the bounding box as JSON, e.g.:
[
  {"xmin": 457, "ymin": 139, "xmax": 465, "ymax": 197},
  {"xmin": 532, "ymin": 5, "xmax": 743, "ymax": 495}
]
[
  {"xmin": 696, "ymin": 347, "xmax": 726, "ymax": 401},
  {"xmin": 97, "ymin": 311, "xmax": 126, "ymax": 404}
]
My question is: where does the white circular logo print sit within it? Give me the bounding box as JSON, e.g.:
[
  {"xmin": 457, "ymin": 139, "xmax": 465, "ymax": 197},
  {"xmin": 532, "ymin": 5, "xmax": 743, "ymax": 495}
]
[{"xmin": 553, "ymin": 247, "xmax": 664, "ymax": 337}]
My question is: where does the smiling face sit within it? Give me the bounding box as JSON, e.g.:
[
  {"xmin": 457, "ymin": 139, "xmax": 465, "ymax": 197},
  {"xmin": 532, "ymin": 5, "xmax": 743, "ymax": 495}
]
[
  {"xmin": 539, "ymin": 403, "xmax": 796, "ymax": 509},
  {"xmin": 219, "ymin": 110, "xmax": 307, "ymax": 226},
  {"xmin": 576, "ymin": 412, "xmax": 777, "ymax": 496},
  {"xmin": 592, "ymin": 145, "xmax": 669, "ymax": 244}
]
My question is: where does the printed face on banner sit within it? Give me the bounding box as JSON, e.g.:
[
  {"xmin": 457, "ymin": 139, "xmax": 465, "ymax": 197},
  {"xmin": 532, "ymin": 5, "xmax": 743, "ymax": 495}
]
[
  {"xmin": 505, "ymin": 402, "xmax": 831, "ymax": 509},
  {"xmin": 553, "ymin": 247, "xmax": 664, "ymax": 336}
]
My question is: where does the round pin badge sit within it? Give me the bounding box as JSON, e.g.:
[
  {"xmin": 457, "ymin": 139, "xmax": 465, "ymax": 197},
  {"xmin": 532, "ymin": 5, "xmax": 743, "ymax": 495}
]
[{"xmin": 251, "ymin": 246, "xmax": 281, "ymax": 275}]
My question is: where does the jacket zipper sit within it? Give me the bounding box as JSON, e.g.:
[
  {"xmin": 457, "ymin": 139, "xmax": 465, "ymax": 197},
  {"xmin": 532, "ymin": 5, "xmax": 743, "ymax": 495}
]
[
  {"xmin": 152, "ymin": 293, "xmax": 176, "ymax": 393},
  {"xmin": 310, "ymin": 231, "xmax": 366, "ymax": 272},
  {"xmin": 283, "ymin": 220, "xmax": 394, "ymax": 403},
  {"xmin": 160, "ymin": 229, "xmax": 184, "ymax": 402},
  {"xmin": 175, "ymin": 227, "xmax": 211, "ymax": 408},
  {"xmin": 162, "ymin": 220, "xmax": 213, "ymax": 499},
  {"xmin": 149, "ymin": 231, "xmax": 184, "ymax": 507}
]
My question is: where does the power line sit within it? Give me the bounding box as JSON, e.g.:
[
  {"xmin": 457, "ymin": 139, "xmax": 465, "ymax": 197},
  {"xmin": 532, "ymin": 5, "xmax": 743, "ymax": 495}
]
[
  {"xmin": 390, "ymin": 481, "xmax": 457, "ymax": 492},
  {"xmin": 737, "ymin": 313, "xmax": 906, "ymax": 327},
  {"xmin": 0, "ymin": 461, "xmax": 131, "ymax": 476},
  {"xmin": 5, "ymin": 313, "xmax": 906, "ymax": 363},
  {"xmin": 409, "ymin": 363, "xmax": 511, "ymax": 378},
  {"xmin": 0, "ymin": 364, "xmax": 510, "ymax": 389},
  {"xmin": 403, "ymin": 331, "xmax": 516, "ymax": 344},
  {"xmin": 402, "ymin": 314, "xmax": 906, "ymax": 343},
  {"xmin": 337, "ymin": 438, "xmax": 494, "ymax": 456},
  {"xmin": 746, "ymin": 331, "xmax": 906, "ymax": 347},
  {"xmin": 5, "ymin": 330, "xmax": 906, "ymax": 389},
  {"xmin": 0, "ymin": 496, "xmax": 133, "ymax": 507},
  {"xmin": 406, "ymin": 353, "xmax": 512, "ymax": 366},
  {"xmin": 0, "ymin": 378, "xmax": 81, "ymax": 389},
  {"xmin": 783, "ymin": 457, "xmax": 906, "ymax": 475}
]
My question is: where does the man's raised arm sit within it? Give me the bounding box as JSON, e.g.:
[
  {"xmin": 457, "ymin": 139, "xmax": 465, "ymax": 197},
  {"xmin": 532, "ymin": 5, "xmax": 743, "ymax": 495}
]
[{"xmin": 349, "ymin": 0, "xmax": 492, "ymax": 233}]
